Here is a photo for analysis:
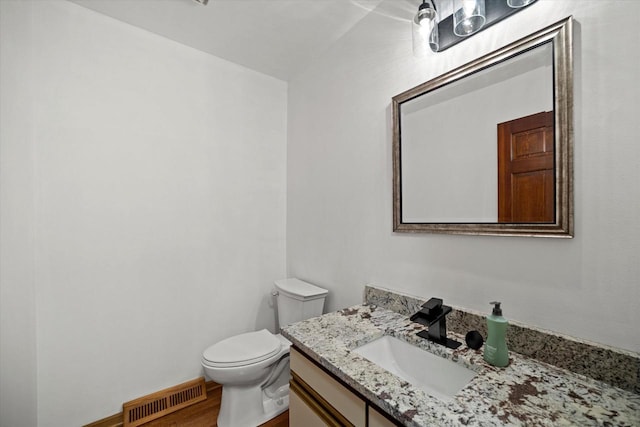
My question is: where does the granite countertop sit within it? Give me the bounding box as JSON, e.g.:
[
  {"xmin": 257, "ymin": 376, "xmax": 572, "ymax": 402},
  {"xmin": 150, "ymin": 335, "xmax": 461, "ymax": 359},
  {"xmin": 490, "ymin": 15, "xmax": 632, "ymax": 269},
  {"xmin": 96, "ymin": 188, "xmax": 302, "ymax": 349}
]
[{"xmin": 281, "ymin": 304, "xmax": 640, "ymax": 427}]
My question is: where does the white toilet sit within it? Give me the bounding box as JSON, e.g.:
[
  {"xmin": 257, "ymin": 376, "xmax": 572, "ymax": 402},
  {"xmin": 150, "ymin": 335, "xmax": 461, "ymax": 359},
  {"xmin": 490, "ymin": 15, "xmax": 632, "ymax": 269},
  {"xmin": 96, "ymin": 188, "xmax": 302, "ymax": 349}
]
[{"xmin": 201, "ymin": 278, "xmax": 328, "ymax": 427}]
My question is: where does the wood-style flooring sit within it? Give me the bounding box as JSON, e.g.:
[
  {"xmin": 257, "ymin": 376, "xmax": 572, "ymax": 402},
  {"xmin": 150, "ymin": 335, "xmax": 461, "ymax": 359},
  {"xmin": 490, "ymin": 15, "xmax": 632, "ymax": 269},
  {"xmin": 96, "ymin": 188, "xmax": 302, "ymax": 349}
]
[{"xmin": 139, "ymin": 384, "xmax": 289, "ymax": 427}]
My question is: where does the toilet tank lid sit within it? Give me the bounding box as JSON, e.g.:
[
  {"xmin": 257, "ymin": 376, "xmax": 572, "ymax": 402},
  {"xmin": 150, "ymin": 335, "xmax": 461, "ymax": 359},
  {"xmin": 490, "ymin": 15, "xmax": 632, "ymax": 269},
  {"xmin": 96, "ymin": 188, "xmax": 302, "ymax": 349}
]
[{"xmin": 274, "ymin": 278, "xmax": 328, "ymax": 300}]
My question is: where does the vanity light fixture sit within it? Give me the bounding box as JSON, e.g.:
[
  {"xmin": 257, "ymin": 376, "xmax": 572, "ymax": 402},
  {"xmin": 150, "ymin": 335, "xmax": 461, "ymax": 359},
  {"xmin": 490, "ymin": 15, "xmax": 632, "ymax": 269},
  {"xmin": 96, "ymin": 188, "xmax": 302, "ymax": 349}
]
[
  {"xmin": 507, "ymin": 0, "xmax": 536, "ymax": 7},
  {"xmin": 413, "ymin": 0, "xmax": 538, "ymax": 55},
  {"xmin": 412, "ymin": 0, "xmax": 439, "ymax": 56},
  {"xmin": 453, "ymin": 0, "xmax": 486, "ymax": 37}
]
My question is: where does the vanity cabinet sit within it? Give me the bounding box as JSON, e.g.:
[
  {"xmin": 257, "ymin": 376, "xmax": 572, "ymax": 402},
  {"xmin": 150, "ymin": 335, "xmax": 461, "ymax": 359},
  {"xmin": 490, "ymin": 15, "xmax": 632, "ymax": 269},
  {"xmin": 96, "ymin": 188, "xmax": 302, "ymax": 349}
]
[
  {"xmin": 289, "ymin": 347, "xmax": 399, "ymax": 427},
  {"xmin": 368, "ymin": 407, "xmax": 397, "ymax": 427}
]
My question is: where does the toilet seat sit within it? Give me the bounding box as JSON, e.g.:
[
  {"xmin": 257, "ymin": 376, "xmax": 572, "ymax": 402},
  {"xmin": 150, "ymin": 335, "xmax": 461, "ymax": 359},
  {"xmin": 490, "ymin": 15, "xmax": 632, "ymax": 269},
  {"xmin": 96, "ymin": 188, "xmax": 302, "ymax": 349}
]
[{"xmin": 202, "ymin": 329, "xmax": 281, "ymax": 368}]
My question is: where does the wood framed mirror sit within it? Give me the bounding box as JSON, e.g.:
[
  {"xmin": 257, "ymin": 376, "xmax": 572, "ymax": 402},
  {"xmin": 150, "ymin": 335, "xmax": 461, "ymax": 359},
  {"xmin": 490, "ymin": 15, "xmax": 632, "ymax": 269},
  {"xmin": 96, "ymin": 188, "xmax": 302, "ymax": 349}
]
[{"xmin": 393, "ymin": 17, "xmax": 573, "ymax": 237}]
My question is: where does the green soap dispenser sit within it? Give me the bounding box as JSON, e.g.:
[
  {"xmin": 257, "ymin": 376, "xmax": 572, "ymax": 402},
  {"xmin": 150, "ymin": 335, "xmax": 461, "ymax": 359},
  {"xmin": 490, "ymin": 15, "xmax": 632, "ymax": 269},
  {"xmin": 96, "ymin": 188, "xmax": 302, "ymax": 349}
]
[{"xmin": 483, "ymin": 301, "xmax": 509, "ymax": 367}]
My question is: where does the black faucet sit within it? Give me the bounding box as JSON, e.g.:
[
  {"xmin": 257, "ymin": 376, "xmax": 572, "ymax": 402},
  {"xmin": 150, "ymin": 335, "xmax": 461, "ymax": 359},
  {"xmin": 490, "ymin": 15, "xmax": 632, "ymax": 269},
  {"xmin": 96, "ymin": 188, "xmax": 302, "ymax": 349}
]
[{"xmin": 410, "ymin": 298, "xmax": 461, "ymax": 349}]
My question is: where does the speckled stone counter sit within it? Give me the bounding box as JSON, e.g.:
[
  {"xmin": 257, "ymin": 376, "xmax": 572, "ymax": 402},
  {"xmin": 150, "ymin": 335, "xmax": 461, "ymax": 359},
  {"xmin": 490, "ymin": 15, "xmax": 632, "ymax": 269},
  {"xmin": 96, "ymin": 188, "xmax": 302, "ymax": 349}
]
[
  {"xmin": 281, "ymin": 304, "xmax": 640, "ymax": 426},
  {"xmin": 364, "ymin": 286, "xmax": 640, "ymax": 394}
]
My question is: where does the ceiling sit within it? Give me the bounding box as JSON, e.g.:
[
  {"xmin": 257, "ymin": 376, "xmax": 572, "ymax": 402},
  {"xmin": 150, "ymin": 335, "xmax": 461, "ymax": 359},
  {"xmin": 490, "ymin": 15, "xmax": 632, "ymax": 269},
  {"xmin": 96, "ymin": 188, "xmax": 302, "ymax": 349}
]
[{"xmin": 69, "ymin": 0, "xmax": 415, "ymax": 81}]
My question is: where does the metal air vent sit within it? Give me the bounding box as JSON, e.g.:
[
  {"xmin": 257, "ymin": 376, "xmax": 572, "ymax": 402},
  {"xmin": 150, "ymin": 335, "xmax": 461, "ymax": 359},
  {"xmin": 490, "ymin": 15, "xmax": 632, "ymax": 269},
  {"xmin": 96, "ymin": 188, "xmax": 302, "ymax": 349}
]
[{"xmin": 123, "ymin": 377, "xmax": 207, "ymax": 426}]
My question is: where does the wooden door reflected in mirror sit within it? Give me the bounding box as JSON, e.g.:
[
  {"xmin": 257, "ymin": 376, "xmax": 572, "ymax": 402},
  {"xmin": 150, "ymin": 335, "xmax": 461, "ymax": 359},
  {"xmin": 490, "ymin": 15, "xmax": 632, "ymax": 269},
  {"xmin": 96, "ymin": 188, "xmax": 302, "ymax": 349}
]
[{"xmin": 497, "ymin": 111, "xmax": 554, "ymax": 223}]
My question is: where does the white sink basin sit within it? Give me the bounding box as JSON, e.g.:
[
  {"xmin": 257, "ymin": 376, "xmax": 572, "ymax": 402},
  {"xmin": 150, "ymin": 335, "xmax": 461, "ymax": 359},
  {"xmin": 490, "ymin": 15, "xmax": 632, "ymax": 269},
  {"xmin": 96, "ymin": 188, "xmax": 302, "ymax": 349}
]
[{"xmin": 353, "ymin": 335, "xmax": 476, "ymax": 401}]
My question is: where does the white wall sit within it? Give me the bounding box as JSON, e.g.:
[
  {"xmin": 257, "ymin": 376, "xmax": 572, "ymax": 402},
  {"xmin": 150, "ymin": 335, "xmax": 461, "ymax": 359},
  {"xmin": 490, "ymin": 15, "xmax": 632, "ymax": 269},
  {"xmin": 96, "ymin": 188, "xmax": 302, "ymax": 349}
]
[
  {"xmin": 0, "ymin": 1, "xmax": 287, "ymax": 426},
  {"xmin": 287, "ymin": 0, "xmax": 640, "ymax": 354},
  {"xmin": 0, "ymin": 2, "xmax": 38, "ymax": 426}
]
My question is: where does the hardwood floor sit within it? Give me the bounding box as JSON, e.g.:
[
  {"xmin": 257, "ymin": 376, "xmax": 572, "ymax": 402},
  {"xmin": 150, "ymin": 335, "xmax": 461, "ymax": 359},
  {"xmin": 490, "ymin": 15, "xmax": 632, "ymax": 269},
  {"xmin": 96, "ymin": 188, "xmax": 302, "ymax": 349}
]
[{"xmin": 139, "ymin": 384, "xmax": 289, "ymax": 427}]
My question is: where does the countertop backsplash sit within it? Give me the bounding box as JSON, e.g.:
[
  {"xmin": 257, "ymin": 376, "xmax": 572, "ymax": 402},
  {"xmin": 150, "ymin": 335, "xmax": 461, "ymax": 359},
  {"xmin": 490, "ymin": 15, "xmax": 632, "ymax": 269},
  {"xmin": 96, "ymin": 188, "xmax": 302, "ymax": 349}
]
[{"xmin": 364, "ymin": 285, "xmax": 640, "ymax": 394}]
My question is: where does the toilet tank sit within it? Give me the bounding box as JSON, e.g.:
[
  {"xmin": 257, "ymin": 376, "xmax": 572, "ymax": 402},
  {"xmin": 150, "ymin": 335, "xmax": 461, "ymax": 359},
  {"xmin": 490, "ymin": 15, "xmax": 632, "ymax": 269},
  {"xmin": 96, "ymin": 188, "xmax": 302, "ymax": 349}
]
[{"xmin": 275, "ymin": 278, "xmax": 328, "ymax": 329}]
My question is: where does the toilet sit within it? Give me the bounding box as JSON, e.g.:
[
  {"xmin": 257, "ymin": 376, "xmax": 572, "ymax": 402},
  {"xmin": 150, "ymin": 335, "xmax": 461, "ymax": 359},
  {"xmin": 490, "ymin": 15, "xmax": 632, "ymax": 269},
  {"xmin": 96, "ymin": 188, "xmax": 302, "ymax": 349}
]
[{"xmin": 201, "ymin": 278, "xmax": 328, "ymax": 427}]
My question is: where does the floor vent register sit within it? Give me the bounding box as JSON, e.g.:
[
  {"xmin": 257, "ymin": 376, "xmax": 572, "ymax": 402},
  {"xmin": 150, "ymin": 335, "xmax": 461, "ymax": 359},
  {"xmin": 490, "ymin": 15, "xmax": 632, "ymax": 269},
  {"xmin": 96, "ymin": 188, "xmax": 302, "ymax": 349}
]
[{"xmin": 122, "ymin": 377, "xmax": 207, "ymax": 426}]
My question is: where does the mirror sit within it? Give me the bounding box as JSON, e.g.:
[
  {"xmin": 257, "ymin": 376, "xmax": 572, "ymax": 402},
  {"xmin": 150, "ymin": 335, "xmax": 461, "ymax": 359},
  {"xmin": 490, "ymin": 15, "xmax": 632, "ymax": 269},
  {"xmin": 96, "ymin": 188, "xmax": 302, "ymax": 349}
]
[{"xmin": 393, "ymin": 17, "xmax": 573, "ymax": 237}]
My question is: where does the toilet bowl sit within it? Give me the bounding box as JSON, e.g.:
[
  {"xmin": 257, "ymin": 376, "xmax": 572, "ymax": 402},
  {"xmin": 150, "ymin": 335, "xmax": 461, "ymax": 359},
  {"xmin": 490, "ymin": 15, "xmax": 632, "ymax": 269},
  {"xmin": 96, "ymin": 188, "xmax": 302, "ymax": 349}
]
[
  {"xmin": 201, "ymin": 278, "xmax": 328, "ymax": 427},
  {"xmin": 202, "ymin": 330, "xmax": 291, "ymax": 427}
]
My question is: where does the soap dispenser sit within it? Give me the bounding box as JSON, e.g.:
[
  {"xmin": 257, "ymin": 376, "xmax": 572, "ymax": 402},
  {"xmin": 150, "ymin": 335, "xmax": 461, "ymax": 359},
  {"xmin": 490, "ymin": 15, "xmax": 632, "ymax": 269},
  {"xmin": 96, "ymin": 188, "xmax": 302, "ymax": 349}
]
[{"xmin": 483, "ymin": 301, "xmax": 509, "ymax": 367}]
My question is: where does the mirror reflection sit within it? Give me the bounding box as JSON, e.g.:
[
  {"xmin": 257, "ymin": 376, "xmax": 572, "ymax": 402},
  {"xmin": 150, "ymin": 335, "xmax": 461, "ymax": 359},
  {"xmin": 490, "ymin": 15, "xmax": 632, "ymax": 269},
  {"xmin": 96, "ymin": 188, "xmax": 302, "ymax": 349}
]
[
  {"xmin": 401, "ymin": 43, "xmax": 553, "ymax": 223},
  {"xmin": 392, "ymin": 17, "xmax": 573, "ymax": 237}
]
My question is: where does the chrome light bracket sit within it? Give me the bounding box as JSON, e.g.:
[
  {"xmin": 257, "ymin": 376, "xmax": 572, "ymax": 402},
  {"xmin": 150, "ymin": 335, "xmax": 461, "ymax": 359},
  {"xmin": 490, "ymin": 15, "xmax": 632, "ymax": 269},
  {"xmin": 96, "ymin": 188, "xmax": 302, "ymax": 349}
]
[{"xmin": 434, "ymin": 0, "xmax": 537, "ymax": 52}]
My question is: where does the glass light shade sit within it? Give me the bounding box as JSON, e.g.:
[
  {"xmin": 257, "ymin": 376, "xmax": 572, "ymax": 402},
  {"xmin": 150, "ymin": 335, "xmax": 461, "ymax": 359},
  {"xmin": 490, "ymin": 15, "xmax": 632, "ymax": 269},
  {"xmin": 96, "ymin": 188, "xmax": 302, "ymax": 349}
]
[
  {"xmin": 453, "ymin": 0, "xmax": 486, "ymax": 37},
  {"xmin": 507, "ymin": 0, "xmax": 535, "ymax": 8},
  {"xmin": 412, "ymin": 3, "xmax": 439, "ymax": 56}
]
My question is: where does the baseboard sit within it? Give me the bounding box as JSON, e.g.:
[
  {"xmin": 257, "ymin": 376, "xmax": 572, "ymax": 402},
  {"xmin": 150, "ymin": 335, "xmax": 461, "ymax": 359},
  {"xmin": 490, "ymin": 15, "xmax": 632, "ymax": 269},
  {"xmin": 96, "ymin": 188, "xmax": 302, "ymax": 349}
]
[
  {"xmin": 206, "ymin": 380, "xmax": 221, "ymax": 393},
  {"xmin": 83, "ymin": 380, "xmax": 220, "ymax": 427},
  {"xmin": 83, "ymin": 412, "xmax": 124, "ymax": 427}
]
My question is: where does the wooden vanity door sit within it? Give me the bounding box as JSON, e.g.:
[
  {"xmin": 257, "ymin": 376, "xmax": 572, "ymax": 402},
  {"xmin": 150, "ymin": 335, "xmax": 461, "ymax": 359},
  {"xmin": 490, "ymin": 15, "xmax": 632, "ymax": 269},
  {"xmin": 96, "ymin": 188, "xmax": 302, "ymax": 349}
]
[
  {"xmin": 289, "ymin": 386, "xmax": 336, "ymax": 427},
  {"xmin": 498, "ymin": 111, "xmax": 554, "ymax": 223},
  {"xmin": 289, "ymin": 348, "xmax": 366, "ymax": 427},
  {"xmin": 368, "ymin": 407, "xmax": 398, "ymax": 427}
]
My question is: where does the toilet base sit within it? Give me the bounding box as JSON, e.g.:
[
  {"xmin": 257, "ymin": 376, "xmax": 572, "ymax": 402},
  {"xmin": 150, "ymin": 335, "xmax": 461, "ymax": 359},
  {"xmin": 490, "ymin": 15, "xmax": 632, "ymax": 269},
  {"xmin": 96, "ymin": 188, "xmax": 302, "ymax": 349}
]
[
  {"xmin": 216, "ymin": 383, "xmax": 290, "ymax": 427},
  {"xmin": 263, "ymin": 383, "xmax": 289, "ymax": 419}
]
